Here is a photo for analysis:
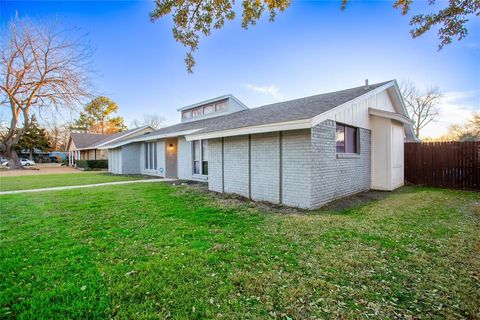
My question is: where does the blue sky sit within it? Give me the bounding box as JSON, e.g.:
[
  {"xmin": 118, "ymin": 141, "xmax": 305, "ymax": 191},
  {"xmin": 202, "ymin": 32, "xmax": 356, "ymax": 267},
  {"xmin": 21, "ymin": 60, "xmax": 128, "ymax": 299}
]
[{"xmin": 1, "ymin": 0, "xmax": 479, "ymax": 137}]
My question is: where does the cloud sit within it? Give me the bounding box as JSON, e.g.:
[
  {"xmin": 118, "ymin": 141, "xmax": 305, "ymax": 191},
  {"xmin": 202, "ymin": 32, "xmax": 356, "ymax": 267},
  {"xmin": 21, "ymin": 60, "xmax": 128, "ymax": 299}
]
[
  {"xmin": 244, "ymin": 83, "xmax": 283, "ymax": 100},
  {"xmin": 421, "ymin": 91, "xmax": 479, "ymax": 138},
  {"xmin": 465, "ymin": 43, "xmax": 480, "ymax": 49}
]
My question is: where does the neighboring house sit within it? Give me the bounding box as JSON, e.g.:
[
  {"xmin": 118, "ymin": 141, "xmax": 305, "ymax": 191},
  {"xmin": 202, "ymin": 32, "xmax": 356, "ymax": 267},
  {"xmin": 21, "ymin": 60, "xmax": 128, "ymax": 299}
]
[
  {"xmin": 99, "ymin": 80, "xmax": 417, "ymax": 209},
  {"xmin": 67, "ymin": 126, "xmax": 153, "ymax": 166}
]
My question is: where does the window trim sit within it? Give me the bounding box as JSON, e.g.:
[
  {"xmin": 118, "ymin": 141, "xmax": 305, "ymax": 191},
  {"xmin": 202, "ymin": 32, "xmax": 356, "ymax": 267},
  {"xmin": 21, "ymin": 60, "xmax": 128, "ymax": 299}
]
[
  {"xmin": 192, "ymin": 139, "xmax": 208, "ymax": 176},
  {"xmin": 144, "ymin": 141, "xmax": 158, "ymax": 171},
  {"xmin": 335, "ymin": 123, "xmax": 359, "ymax": 154}
]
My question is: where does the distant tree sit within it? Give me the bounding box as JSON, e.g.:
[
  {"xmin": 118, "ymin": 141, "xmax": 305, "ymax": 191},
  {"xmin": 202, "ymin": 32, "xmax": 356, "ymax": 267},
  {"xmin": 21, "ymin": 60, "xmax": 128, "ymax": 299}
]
[
  {"xmin": 151, "ymin": 0, "xmax": 479, "ymax": 72},
  {"xmin": 45, "ymin": 120, "xmax": 71, "ymax": 151},
  {"xmin": 449, "ymin": 112, "xmax": 480, "ymax": 141},
  {"xmin": 16, "ymin": 116, "xmax": 51, "ymax": 160},
  {"xmin": 423, "ymin": 112, "xmax": 480, "ymax": 142},
  {"xmin": 401, "ymin": 82, "xmax": 443, "ymax": 137},
  {"xmin": 0, "ymin": 18, "xmax": 93, "ymax": 168},
  {"xmin": 71, "ymin": 96, "xmax": 127, "ymax": 134},
  {"xmin": 131, "ymin": 113, "xmax": 166, "ymax": 129}
]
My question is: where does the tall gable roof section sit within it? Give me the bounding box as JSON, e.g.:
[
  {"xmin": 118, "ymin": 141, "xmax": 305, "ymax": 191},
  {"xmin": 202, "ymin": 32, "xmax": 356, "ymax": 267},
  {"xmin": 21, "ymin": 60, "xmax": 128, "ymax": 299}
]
[{"xmin": 192, "ymin": 80, "xmax": 392, "ymax": 135}]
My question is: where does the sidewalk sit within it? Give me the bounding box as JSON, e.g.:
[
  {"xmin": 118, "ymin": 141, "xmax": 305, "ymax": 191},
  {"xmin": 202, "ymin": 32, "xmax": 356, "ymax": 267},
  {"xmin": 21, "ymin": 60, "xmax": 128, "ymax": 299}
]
[{"xmin": 0, "ymin": 178, "xmax": 175, "ymax": 195}]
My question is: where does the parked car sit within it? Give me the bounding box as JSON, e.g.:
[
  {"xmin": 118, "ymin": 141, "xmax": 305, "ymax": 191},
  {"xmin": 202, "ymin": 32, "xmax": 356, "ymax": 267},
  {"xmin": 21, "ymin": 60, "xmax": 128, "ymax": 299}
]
[
  {"xmin": 20, "ymin": 158, "xmax": 35, "ymax": 166},
  {"xmin": 1, "ymin": 158, "xmax": 8, "ymax": 166}
]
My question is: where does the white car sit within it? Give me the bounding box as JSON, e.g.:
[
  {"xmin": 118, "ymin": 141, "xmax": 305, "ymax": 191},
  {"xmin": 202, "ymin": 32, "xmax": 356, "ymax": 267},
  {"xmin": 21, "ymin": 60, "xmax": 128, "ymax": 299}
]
[{"xmin": 20, "ymin": 158, "xmax": 35, "ymax": 166}]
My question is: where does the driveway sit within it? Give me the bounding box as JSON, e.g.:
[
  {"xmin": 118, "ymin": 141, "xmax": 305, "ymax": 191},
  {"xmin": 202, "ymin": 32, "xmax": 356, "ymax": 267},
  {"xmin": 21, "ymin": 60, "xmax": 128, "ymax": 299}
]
[{"xmin": 0, "ymin": 163, "xmax": 93, "ymax": 177}]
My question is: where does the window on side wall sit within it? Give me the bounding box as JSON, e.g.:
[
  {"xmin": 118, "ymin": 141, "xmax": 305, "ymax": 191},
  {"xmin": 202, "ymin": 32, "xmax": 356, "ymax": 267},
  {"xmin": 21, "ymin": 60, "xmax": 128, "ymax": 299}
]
[
  {"xmin": 193, "ymin": 139, "xmax": 208, "ymax": 175},
  {"xmin": 336, "ymin": 123, "xmax": 358, "ymax": 153}
]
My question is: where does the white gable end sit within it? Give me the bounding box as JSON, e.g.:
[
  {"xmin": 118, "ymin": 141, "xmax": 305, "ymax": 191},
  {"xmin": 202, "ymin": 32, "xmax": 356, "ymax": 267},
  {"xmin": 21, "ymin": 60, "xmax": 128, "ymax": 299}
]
[{"xmin": 311, "ymin": 83, "xmax": 400, "ymax": 130}]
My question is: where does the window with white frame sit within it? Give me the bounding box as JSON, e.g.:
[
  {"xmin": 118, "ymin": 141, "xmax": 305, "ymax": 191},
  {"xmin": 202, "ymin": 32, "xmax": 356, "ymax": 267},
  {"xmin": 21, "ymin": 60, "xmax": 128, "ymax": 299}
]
[
  {"xmin": 193, "ymin": 140, "xmax": 208, "ymax": 175},
  {"xmin": 144, "ymin": 142, "xmax": 157, "ymax": 170}
]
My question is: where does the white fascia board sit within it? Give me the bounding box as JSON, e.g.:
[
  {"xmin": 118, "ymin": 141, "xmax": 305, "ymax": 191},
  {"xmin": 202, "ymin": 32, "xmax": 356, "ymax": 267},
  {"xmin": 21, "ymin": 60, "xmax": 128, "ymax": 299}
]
[
  {"xmin": 368, "ymin": 108, "xmax": 414, "ymax": 125},
  {"xmin": 98, "ymin": 129, "xmax": 203, "ymax": 149},
  {"xmin": 185, "ymin": 119, "xmax": 311, "ymax": 141},
  {"xmin": 311, "ymin": 81, "xmax": 396, "ymax": 127}
]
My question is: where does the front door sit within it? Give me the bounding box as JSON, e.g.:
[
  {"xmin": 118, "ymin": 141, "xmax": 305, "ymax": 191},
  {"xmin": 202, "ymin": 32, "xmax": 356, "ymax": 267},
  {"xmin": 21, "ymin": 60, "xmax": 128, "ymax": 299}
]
[{"xmin": 165, "ymin": 137, "xmax": 178, "ymax": 179}]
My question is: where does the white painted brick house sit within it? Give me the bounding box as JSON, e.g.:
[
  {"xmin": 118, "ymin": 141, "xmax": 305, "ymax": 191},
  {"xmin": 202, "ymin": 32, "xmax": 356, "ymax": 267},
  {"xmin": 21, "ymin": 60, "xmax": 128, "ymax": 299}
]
[{"xmin": 100, "ymin": 80, "xmax": 417, "ymax": 209}]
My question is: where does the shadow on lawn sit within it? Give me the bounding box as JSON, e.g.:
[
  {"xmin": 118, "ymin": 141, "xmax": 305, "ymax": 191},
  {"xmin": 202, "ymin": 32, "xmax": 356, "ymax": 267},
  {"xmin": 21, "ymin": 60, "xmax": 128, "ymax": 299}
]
[{"xmin": 172, "ymin": 182, "xmax": 406, "ymax": 216}]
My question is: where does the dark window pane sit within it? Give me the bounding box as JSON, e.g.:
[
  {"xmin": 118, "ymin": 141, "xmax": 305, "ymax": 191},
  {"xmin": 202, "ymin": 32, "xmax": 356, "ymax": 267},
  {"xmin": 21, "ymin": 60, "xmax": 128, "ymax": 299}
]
[
  {"xmin": 336, "ymin": 124, "xmax": 345, "ymax": 153},
  {"xmin": 194, "ymin": 161, "xmax": 200, "ymax": 174},
  {"xmin": 346, "ymin": 126, "xmax": 357, "ymax": 153},
  {"xmin": 202, "ymin": 161, "xmax": 208, "ymax": 175}
]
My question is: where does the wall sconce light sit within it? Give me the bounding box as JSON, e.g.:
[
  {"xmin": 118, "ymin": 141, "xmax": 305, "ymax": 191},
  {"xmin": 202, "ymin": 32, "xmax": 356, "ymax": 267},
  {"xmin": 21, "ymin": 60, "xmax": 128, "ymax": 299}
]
[{"xmin": 169, "ymin": 144, "xmax": 174, "ymax": 152}]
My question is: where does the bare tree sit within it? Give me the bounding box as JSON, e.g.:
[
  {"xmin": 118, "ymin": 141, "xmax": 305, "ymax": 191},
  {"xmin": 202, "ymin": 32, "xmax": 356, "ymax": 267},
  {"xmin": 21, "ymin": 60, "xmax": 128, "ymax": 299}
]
[
  {"xmin": 45, "ymin": 120, "xmax": 71, "ymax": 151},
  {"xmin": 131, "ymin": 113, "xmax": 166, "ymax": 129},
  {"xmin": 401, "ymin": 82, "xmax": 443, "ymax": 138},
  {"xmin": 0, "ymin": 18, "xmax": 93, "ymax": 168}
]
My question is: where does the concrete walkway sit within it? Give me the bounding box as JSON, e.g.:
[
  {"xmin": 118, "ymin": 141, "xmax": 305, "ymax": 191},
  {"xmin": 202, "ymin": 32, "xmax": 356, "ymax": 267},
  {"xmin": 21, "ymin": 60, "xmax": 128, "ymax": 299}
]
[{"xmin": 0, "ymin": 178, "xmax": 176, "ymax": 195}]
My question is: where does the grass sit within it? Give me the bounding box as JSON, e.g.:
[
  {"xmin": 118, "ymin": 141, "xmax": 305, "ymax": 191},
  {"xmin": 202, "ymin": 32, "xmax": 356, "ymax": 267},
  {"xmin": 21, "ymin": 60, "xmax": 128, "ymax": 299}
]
[
  {"xmin": 0, "ymin": 184, "xmax": 479, "ymax": 319},
  {"xmin": 0, "ymin": 172, "xmax": 152, "ymax": 192}
]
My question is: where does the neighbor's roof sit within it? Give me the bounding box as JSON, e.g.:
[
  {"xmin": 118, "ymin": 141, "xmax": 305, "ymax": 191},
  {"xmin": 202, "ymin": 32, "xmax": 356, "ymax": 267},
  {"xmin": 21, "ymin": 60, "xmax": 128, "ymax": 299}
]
[
  {"xmin": 69, "ymin": 133, "xmax": 108, "ymax": 149},
  {"xmin": 70, "ymin": 126, "xmax": 152, "ymax": 150}
]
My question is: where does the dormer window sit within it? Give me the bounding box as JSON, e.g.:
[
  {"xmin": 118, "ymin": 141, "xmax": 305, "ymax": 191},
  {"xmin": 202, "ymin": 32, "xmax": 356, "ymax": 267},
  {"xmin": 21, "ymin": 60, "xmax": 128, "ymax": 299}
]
[
  {"xmin": 215, "ymin": 101, "xmax": 227, "ymax": 112},
  {"xmin": 192, "ymin": 107, "xmax": 203, "ymax": 117},
  {"xmin": 203, "ymin": 105, "xmax": 215, "ymax": 115},
  {"xmin": 181, "ymin": 99, "xmax": 229, "ymax": 121},
  {"xmin": 182, "ymin": 110, "xmax": 192, "ymax": 119}
]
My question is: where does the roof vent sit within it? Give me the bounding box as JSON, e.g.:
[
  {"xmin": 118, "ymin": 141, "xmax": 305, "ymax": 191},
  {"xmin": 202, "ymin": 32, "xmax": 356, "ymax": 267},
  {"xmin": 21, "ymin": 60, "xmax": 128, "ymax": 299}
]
[{"xmin": 365, "ymin": 79, "xmax": 369, "ymax": 89}]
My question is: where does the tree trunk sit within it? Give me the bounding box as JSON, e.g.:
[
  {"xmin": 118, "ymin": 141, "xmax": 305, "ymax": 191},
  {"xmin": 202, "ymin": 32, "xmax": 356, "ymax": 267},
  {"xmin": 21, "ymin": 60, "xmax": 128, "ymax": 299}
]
[
  {"xmin": 4, "ymin": 148, "xmax": 22, "ymax": 169},
  {"xmin": 29, "ymin": 149, "xmax": 33, "ymax": 160}
]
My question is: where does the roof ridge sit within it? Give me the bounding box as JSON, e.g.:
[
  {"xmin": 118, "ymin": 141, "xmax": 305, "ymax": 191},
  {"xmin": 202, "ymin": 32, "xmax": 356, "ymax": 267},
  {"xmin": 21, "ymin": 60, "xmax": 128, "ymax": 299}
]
[{"xmin": 250, "ymin": 80, "xmax": 393, "ymax": 111}]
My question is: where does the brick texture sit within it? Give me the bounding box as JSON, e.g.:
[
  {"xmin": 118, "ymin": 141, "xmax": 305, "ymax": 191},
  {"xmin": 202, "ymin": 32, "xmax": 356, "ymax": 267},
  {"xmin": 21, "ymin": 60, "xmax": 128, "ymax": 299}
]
[
  {"xmin": 250, "ymin": 132, "xmax": 280, "ymax": 203},
  {"xmin": 310, "ymin": 120, "xmax": 371, "ymax": 208},
  {"xmin": 223, "ymin": 136, "xmax": 249, "ymax": 197}
]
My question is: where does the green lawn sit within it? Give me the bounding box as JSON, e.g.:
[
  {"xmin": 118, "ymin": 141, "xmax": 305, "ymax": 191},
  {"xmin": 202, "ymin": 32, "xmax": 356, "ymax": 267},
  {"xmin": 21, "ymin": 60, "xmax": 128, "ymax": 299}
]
[
  {"xmin": 0, "ymin": 172, "xmax": 151, "ymax": 192},
  {"xmin": 0, "ymin": 184, "xmax": 479, "ymax": 319}
]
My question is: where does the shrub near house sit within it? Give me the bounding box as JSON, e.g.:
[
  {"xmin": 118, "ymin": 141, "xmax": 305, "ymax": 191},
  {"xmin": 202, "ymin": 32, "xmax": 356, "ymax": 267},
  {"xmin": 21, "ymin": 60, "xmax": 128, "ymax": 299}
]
[{"xmin": 75, "ymin": 160, "xmax": 108, "ymax": 170}]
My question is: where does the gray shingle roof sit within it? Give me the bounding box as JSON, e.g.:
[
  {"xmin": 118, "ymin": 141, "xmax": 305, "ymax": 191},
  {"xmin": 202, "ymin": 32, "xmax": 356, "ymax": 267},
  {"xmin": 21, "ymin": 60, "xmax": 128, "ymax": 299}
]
[{"xmin": 150, "ymin": 81, "xmax": 391, "ymax": 136}]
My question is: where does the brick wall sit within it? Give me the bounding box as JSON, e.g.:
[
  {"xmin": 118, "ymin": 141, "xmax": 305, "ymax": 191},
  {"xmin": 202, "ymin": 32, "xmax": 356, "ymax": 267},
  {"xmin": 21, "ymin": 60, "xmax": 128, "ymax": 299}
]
[
  {"xmin": 251, "ymin": 132, "xmax": 280, "ymax": 203},
  {"xmin": 206, "ymin": 123, "xmax": 370, "ymax": 209},
  {"xmin": 223, "ymin": 136, "xmax": 250, "ymax": 197},
  {"xmin": 282, "ymin": 129, "xmax": 312, "ymax": 208},
  {"xmin": 208, "ymin": 138, "xmax": 223, "ymax": 192},
  {"xmin": 310, "ymin": 120, "xmax": 371, "ymax": 208}
]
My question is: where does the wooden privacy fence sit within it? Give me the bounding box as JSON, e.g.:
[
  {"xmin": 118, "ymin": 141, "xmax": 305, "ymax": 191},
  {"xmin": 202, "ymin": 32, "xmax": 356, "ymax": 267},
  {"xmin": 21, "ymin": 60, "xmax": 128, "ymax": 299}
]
[{"xmin": 404, "ymin": 141, "xmax": 480, "ymax": 190}]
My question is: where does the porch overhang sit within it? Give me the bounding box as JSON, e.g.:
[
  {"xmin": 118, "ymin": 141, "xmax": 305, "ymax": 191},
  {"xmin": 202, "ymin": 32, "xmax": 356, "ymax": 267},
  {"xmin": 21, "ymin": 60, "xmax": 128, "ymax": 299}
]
[{"xmin": 368, "ymin": 108, "xmax": 414, "ymax": 125}]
